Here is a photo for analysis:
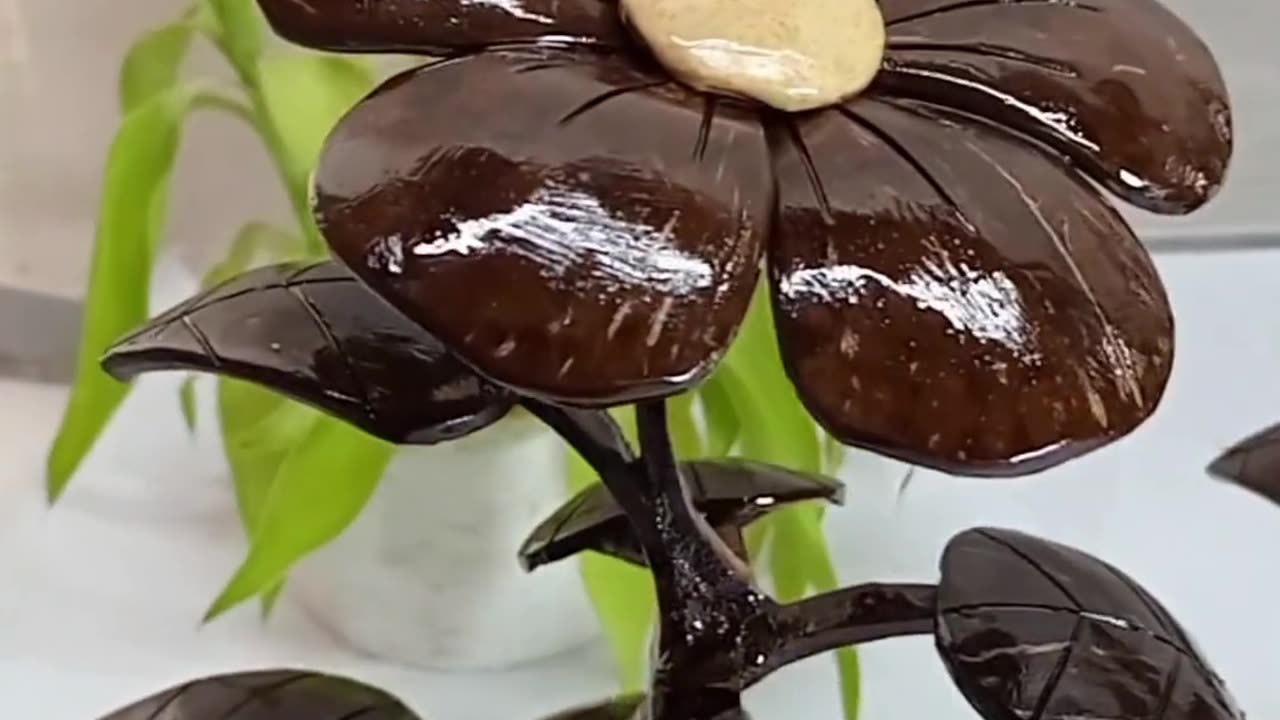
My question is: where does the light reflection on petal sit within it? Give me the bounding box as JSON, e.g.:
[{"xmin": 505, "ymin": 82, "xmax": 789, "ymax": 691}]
[
  {"xmin": 407, "ymin": 179, "xmax": 716, "ymax": 296},
  {"xmin": 778, "ymin": 251, "xmax": 1041, "ymax": 363}
]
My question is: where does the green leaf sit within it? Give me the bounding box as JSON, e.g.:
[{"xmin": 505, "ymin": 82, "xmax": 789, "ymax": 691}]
[
  {"xmin": 256, "ymin": 52, "xmax": 374, "ymax": 179},
  {"xmin": 216, "ymin": 378, "xmax": 320, "ymax": 538},
  {"xmin": 205, "ymin": 0, "xmax": 266, "ymax": 70},
  {"xmin": 667, "ymin": 390, "xmax": 705, "ymax": 459},
  {"xmin": 46, "ymin": 85, "xmax": 203, "ymax": 502},
  {"xmin": 567, "ymin": 438, "xmax": 655, "ymax": 693},
  {"xmin": 202, "ymin": 221, "xmax": 304, "ymax": 288},
  {"xmin": 119, "ymin": 22, "xmax": 196, "ymax": 113},
  {"xmin": 178, "ymin": 376, "xmax": 198, "ymax": 433},
  {"xmin": 824, "ymin": 432, "xmax": 850, "ymax": 475},
  {"xmin": 715, "ymin": 281, "xmax": 822, "ymax": 473},
  {"xmin": 217, "ymin": 377, "xmax": 319, "ymax": 616},
  {"xmin": 805, "ymin": 526, "xmax": 861, "ymax": 720},
  {"xmin": 835, "ymin": 646, "xmax": 862, "ymax": 720},
  {"xmin": 206, "ymin": 415, "xmax": 394, "ymax": 620},
  {"xmin": 698, "ymin": 380, "xmax": 740, "ymax": 458}
]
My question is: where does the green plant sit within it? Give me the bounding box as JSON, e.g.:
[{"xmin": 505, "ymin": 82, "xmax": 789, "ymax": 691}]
[{"xmin": 46, "ymin": 1, "xmax": 858, "ymax": 714}]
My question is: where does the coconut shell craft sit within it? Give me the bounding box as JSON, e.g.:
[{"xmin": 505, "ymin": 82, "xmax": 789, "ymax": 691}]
[{"xmin": 92, "ymin": 0, "xmax": 1259, "ymax": 718}]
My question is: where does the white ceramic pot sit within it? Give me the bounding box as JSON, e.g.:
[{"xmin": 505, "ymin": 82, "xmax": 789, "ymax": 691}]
[{"xmin": 284, "ymin": 413, "xmax": 602, "ymax": 671}]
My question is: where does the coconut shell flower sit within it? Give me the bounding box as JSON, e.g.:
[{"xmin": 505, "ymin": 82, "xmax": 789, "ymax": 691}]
[{"xmin": 259, "ymin": 0, "xmax": 1232, "ymax": 477}]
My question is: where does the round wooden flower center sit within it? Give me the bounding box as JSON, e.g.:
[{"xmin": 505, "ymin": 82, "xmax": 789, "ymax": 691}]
[{"xmin": 619, "ymin": 0, "xmax": 885, "ymax": 112}]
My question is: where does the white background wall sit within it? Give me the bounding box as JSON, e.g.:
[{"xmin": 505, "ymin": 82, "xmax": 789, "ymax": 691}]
[{"xmin": 1, "ymin": 2, "xmax": 1277, "ymax": 719}]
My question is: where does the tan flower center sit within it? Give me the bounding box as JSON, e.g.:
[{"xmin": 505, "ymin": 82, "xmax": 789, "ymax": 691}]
[{"xmin": 619, "ymin": 0, "xmax": 886, "ymax": 112}]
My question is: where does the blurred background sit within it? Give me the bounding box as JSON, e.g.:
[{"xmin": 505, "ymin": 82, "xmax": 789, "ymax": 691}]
[{"xmin": 1, "ymin": 2, "xmax": 1278, "ymax": 719}]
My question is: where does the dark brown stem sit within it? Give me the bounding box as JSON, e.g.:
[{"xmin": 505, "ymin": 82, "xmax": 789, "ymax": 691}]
[
  {"xmin": 520, "ymin": 399, "xmax": 635, "ymax": 483},
  {"xmin": 634, "ymin": 401, "xmax": 773, "ymax": 720},
  {"xmin": 744, "ymin": 583, "xmax": 939, "ymax": 687}
]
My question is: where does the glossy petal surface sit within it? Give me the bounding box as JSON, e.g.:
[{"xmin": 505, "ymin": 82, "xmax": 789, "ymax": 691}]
[
  {"xmin": 99, "ymin": 669, "xmax": 419, "ymax": 719},
  {"xmin": 877, "ymin": 0, "xmax": 1232, "ymax": 214},
  {"xmin": 769, "ymin": 98, "xmax": 1172, "ymax": 476},
  {"xmin": 256, "ymin": 0, "xmax": 624, "ymax": 54},
  {"xmin": 519, "ymin": 459, "xmax": 844, "ymax": 569},
  {"xmin": 316, "ymin": 47, "xmax": 771, "ymax": 406},
  {"xmin": 936, "ymin": 528, "xmax": 1242, "ymax": 720},
  {"xmin": 1208, "ymin": 422, "xmax": 1280, "ymax": 506},
  {"xmin": 102, "ymin": 261, "xmax": 514, "ymax": 445}
]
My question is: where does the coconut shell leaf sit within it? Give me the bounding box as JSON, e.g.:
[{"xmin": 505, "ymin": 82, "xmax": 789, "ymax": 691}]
[
  {"xmin": 769, "ymin": 97, "xmax": 1173, "ymax": 477},
  {"xmin": 98, "ymin": 669, "xmax": 419, "ymax": 719},
  {"xmin": 1207, "ymin": 422, "xmax": 1280, "ymax": 506},
  {"xmin": 519, "ymin": 459, "xmax": 844, "ymax": 570},
  {"xmin": 255, "ymin": 0, "xmax": 624, "ymax": 55},
  {"xmin": 314, "ymin": 46, "xmax": 771, "ymax": 407},
  {"xmin": 101, "ymin": 260, "xmax": 515, "ymax": 445},
  {"xmin": 880, "ymin": 0, "xmax": 1232, "ymax": 215},
  {"xmin": 936, "ymin": 527, "xmax": 1242, "ymax": 720}
]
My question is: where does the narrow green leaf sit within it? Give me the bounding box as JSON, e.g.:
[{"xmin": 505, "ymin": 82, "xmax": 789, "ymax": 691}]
[
  {"xmin": 698, "ymin": 380, "xmax": 741, "ymax": 458},
  {"xmin": 567, "ymin": 443, "xmax": 655, "ymax": 692},
  {"xmin": 205, "ymin": 0, "xmax": 265, "ymax": 70},
  {"xmin": 259, "ymin": 581, "xmax": 285, "ymax": 618},
  {"xmin": 46, "ymin": 85, "xmax": 203, "ymax": 502},
  {"xmin": 716, "ymin": 281, "xmax": 822, "ymax": 473},
  {"xmin": 835, "ymin": 646, "xmax": 862, "ymax": 720},
  {"xmin": 824, "ymin": 432, "xmax": 850, "ymax": 475},
  {"xmin": 768, "ymin": 532, "xmax": 809, "ymax": 602},
  {"xmin": 216, "ymin": 378, "xmax": 320, "ymax": 538},
  {"xmin": 256, "ymin": 52, "xmax": 374, "ymax": 178},
  {"xmin": 202, "ymin": 222, "xmax": 304, "ymax": 289},
  {"xmin": 178, "ymin": 376, "xmax": 198, "ymax": 433},
  {"xmin": 668, "ymin": 390, "xmax": 705, "ymax": 459},
  {"xmin": 206, "ymin": 416, "xmax": 394, "ymax": 620},
  {"xmin": 805, "ymin": 526, "xmax": 861, "ymax": 720},
  {"xmin": 119, "ymin": 22, "xmax": 196, "ymax": 113}
]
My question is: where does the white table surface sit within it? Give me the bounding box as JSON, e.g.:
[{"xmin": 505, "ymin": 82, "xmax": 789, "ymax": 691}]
[{"xmin": 1, "ymin": 248, "xmax": 1278, "ymax": 720}]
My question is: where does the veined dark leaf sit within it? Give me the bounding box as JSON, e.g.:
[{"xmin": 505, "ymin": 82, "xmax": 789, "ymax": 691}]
[
  {"xmin": 102, "ymin": 260, "xmax": 515, "ymax": 446},
  {"xmin": 937, "ymin": 528, "xmax": 1242, "ymax": 720},
  {"xmin": 97, "ymin": 668, "xmax": 419, "ymax": 719},
  {"xmin": 46, "ymin": 84, "xmax": 203, "ymax": 502},
  {"xmin": 522, "ymin": 460, "xmax": 844, "ymax": 571},
  {"xmin": 119, "ymin": 20, "xmax": 196, "ymax": 113},
  {"xmin": 206, "ymin": 415, "xmax": 395, "ymax": 620},
  {"xmin": 1207, "ymin": 422, "xmax": 1280, "ymax": 506}
]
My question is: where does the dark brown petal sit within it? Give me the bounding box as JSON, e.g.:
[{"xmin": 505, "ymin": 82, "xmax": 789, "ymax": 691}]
[
  {"xmin": 256, "ymin": 0, "xmax": 625, "ymax": 54},
  {"xmin": 1207, "ymin": 422, "xmax": 1280, "ymax": 506},
  {"xmin": 101, "ymin": 261, "xmax": 514, "ymax": 445},
  {"xmin": 768, "ymin": 98, "xmax": 1173, "ymax": 477},
  {"xmin": 518, "ymin": 459, "xmax": 844, "ymax": 570},
  {"xmin": 878, "ymin": 0, "xmax": 1232, "ymax": 214},
  {"xmin": 936, "ymin": 528, "xmax": 1243, "ymax": 720},
  {"xmin": 315, "ymin": 47, "xmax": 771, "ymax": 406},
  {"xmin": 98, "ymin": 669, "xmax": 420, "ymax": 719}
]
